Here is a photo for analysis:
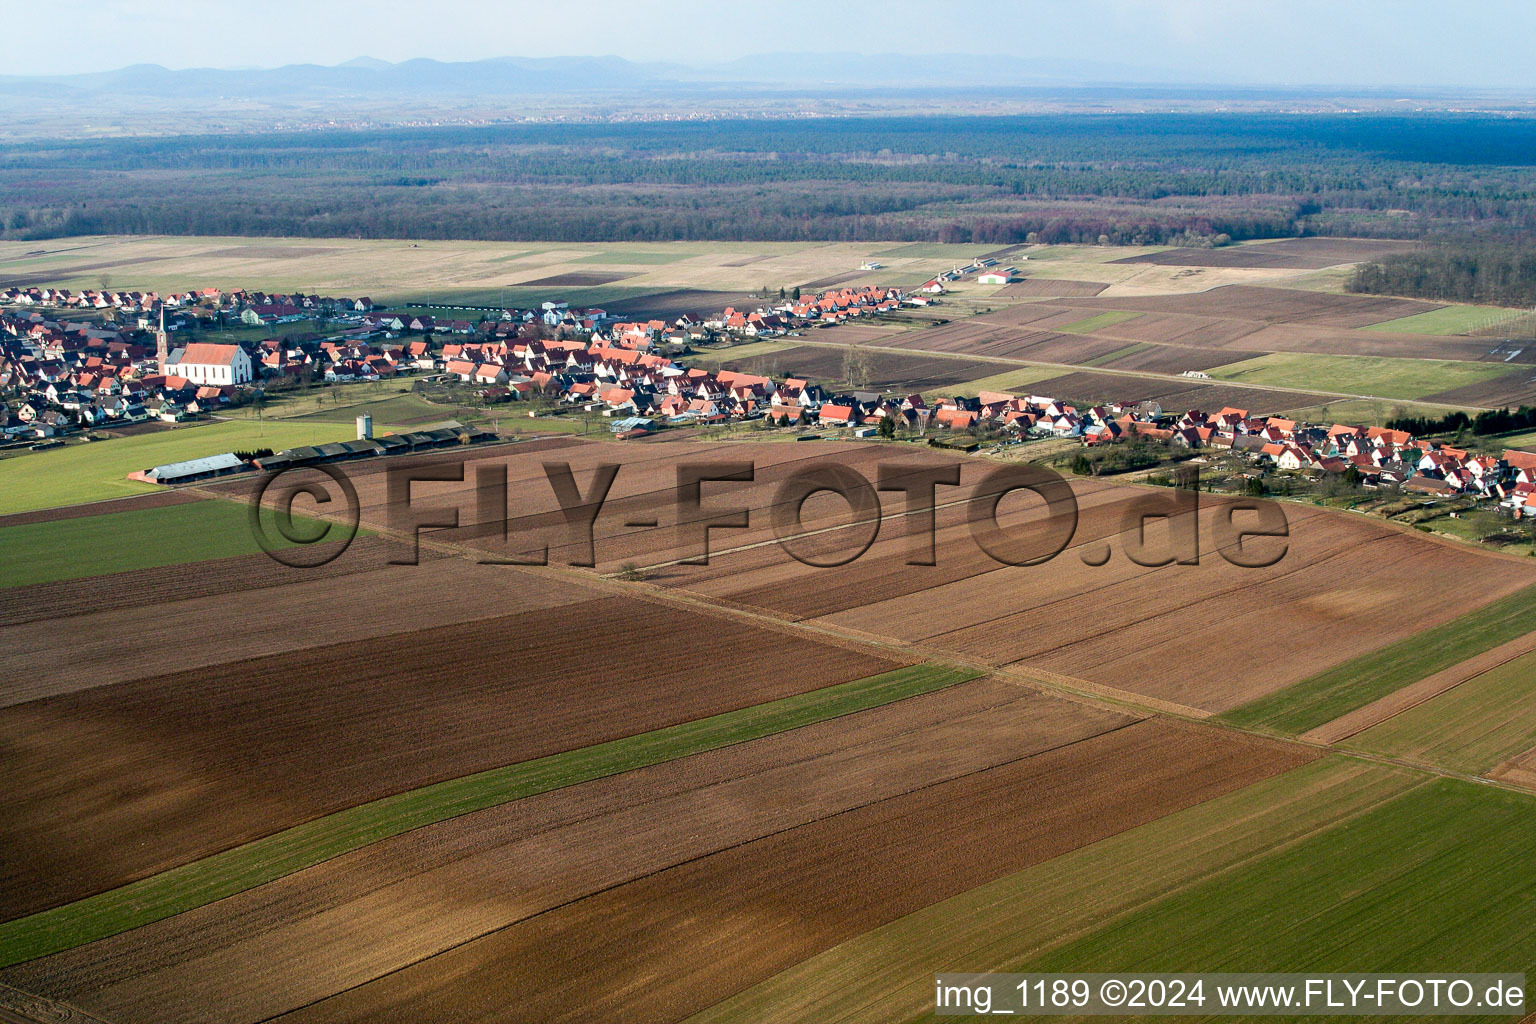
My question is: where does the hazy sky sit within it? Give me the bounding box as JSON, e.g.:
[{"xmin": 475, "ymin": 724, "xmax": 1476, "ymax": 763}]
[{"xmin": 14, "ymin": 0, "xmax": 1535, "ymax": 88}]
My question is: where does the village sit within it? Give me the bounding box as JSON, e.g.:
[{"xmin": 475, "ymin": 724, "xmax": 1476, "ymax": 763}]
[{"xmin": 3, "ymin": 278, "xmax": 1536, "ymax": 524}]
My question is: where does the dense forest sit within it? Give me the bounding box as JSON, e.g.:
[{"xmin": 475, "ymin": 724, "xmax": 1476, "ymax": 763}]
[
  {"xmin": 1348, "ymin": 243, "xmax": 1536, "ymax": 307},
  {"xmin": 5, "ymin": 114, "xmax": 1536, "ymax": 244}
]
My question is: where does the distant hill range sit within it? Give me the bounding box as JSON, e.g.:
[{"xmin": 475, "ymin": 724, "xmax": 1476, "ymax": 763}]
[
  {"xmin": 0, "ymin": 54, "xmax": 1513, "ymax": 137},
  {"xmin": 0, "ymin": 52, "xmax": 1379, "ymax": 101}
]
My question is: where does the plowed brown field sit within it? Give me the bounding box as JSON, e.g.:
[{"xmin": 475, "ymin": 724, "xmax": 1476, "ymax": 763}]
[
  {"xmin": 1021, "ymin": 370, "xmax": 1329, "ymax": 413},
  {"xmin": 0, "ymin": 536, "xmax": 412, "ymax": 627},
  {"xmin": 1422, "ymin": 368, "xmax": 1536, "ymax": 408},
  {"xmin": 271, "ymin": 720, "xmax": 1311, "ymax": 1024},
  {"xmin": 654, "ymin": 474, "xmax": 1536, "ymax": 713},
  {"xmin": 3, "ymin": 680, "xmax": 1127, "ymax": 1024},
  {"xmin": 0, "ymin": 590, "xmax": 900, "ymax": 918},
  {"xmin": 994, "ymin": 278, "xmax": 1108, "ymax": 297},
  {"xmin": 1069, "ymin": 285, "xmax": 1438, "ymax": 328},
  {"xmin": 0, "ymin": 559, "xmax": 598, "ymax": 706}
]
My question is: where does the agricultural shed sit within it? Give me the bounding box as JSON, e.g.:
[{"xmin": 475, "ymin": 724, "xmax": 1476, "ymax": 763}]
[{"xmin": 130, "ymin": 452, "xmax": 249, "ymax": 485}]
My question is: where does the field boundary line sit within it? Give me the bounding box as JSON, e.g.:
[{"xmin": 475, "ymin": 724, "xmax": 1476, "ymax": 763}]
[
  {"xmin": 1301, "ymin": 631, "xmax": 1536, "ymax": 744},
  {"xmin": 996, "ymin": 664, "xmax": 1210, "ymax": 719},
  {"xmin": 0, "ymin": 664, "xmax": 979, "ymax": 969},
  {"xmin": 257, "ymin": 718, "xmax": 1151, "ymax": 1024},
  {"xmin": 1220, "ymin": 581, "xmax": 1536, "ymax": 735},
  {"xmin": 683, "ymin": 757, "xmax": 1426, "ymax": 1024},
  {"xmin": 788, "ymin": 333, "xmax": 1496, "ymax": 411}
]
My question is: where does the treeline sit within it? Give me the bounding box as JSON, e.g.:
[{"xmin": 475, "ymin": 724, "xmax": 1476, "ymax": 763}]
[
  {"xmin": 1348, "ymin": 243, "xmax": 1536, "ymax": 307},
  {"xmin": 6, "ymin": 113, "xmax": 1536, "ymax": 244},
  {"xmin": 1385, "ymin": 405, "xmax": 1536, "ymax": 436}
]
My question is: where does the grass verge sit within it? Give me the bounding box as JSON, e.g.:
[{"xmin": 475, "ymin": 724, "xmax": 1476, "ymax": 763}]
[
  {"xmin": 0, "ymin": 663, "xmax": 979, "ymax": 967},
  {"xmin": 0, "ymin": 500, "xmax": 315, "ymax": 588}
]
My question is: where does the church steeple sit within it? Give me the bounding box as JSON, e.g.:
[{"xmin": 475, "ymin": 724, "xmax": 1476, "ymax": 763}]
[{"xmin": 155, "ymin": 305, "xmax": 169, "ymax": 374}]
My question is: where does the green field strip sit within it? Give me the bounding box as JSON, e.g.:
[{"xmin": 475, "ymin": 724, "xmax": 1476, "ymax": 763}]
[
  {"xmin": 1209, "ymin": 351, "xmax": 1506, "ymax": 401},
  {"xmin": 0, "ymin": 500, "xmax": 320, "ymax": 588},
  {"xmin": 1342, "ymin": 648, "xmax": 1536, "ymax": 774},
  {"xmin": 1220, "ymin": 583, "xmax": 1536, "ymax": 736},
  {"xmin": 686, "ymin": 757, "xmax": 1422, "ymax": 1024},
  {"xmin": 1058, "ymin": 310, "xmax": 1145, "ymax": 334},
  {"xmin": 1082, "ymin": 342, "xmax": 1154, "ymax": 367},
  {"xmin": 0, "ymin": 663, "xmax": 979, "ymax": 968},
  {"xmin": 945, "ymin": 366, "xmax": 1062, "ymax": 399},
  {"xmin": 1020, "ymin": 779, "xmax": 1536, "ymax": 985},
  {"xmin": 0, "ymin": 419, "xmax": 383, "ymax": 515},
  {"xmin": 1362, "ymin": 304, "xmax": 1525, "ymax": 336}
]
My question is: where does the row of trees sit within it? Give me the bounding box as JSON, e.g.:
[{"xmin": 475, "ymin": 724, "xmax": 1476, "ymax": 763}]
[
  {"xmin": 1385, "ymin": 404, "xmax": 1536, "ymax": 438},
  {"xmin": 1348, "ymin": 244, "xmax": 1536, "ymax": 308}
]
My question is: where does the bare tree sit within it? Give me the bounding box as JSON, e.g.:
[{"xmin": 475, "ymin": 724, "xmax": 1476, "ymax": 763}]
[{"xmin": 842, "ymin": 343, "xmax": 873, "ymax": 389}]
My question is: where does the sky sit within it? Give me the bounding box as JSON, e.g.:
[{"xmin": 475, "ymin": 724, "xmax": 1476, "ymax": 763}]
[{"xmin": 11, "ymin": 0, "xmax": 1535, "ymax": 89}]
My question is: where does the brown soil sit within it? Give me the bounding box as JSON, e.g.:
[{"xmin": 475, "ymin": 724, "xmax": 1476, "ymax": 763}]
[
  {"xmin": 516, "ymin": 271, "xmax": 634, "ymax": 287},
  {"xmin": 0, "ymin": 592, "xmax": 899, "ymax": 919},
  {"xmin": 4, "ymin": 681, "xmax": 1124, "ymax": 1023},
  {"xmin": 0, "ymin": 560, "xmax": 599, "ymax": 708},
  {"xmin": 0, "ymin": 536, "xmax": 413, "ymax": 627},
  {"xmin": 272, "ymin": 719, "xmax": 1312, "ymax": 1024},
  {"xmin": 994, "ymin": 278, "xmax": 1108, "ymax": 297},
  {"xmin": 1068, "ymin": 285, "xmax": 1438, "ymax": 328}
]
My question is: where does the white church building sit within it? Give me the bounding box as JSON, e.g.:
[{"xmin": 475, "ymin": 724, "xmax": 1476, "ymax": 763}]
[{"xmin": 167, "ymin": 342, "xmax": 254, "ymax": 385}]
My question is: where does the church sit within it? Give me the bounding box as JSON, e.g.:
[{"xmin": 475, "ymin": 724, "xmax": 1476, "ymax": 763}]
[{"xmin": 155, "ymin": 308, "xmax": 253, "ymax": 385}]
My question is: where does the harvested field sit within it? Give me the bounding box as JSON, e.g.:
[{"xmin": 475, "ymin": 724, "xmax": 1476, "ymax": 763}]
[
  {"xmin": 0, "ymin": 536, "xmax": 408, "ymax": 627},
  {"xmin": 277, "ymin": 437, "xmax": 971, "ymax": 572},
  {"xmin": 881, "ymin": 322, "xmax": 1134, "ymax": 365},
  {"xmin": 659, "ymin": 479, "xmax": 1536, "ymax": 713},
  {"xmin": 1110, "ymin": 238, "xmax": 1418, "ymax": 270},
  {"xmin": 614, "ymin": 288, "xmax": 755, "ymax": 318},
  {"xmin": 1069, "ymin": 285, "xmax": 1438, "ymax": 327},
  {"xmin": 993, "ymin": 278, "xmax": 1107, "ymax": 298},
  {"xmin": 1486, "ymin": 743, "xmax": 1536, "ymax": 790},
  {"xmin": 201, "ymin": 246, "xmax": 345, "ymax": 259},
  {"xmin": 1090, "ymin": 343, "xmax": 1259, "ymax": 374},
  {"xmin": 264, "ymin": 720, "xmax": 1307, "ymax": 1024},
  {"xmin": 735, "ymin": 346, "xmax": 1014, "ymax": 391},
  {"xmin": 0, "ymin": 560, "xmax": 600, "ymax": 707},
  {"xmin": 0, "ymin": 591, "xmax": 900, "ymax": 918},
  {"xmin": 1019, "ymin": 369, "xmax": 1330, "ymax": 414},
  {"xmin": 694, "ymin": 757, "xmax": 1416, "ymax": 1024},
  {"xmin": 1223, "ymin": 582, "xmax": 1536, "ymax": 735},
  {"xmin": 1229, "ymin": 323, "xmax": 1524, "ymax": 362},
  {"xmin": 515, "ymin": 271, "xmax": 634, "ymax": 287},
  {"xmin": 1421, "ymin": 367, "xmax": 1536, "ymax": 408},
  {"xmin": 3, "ymin": 680, "xmax": 1127, "ymax": 1022}
]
